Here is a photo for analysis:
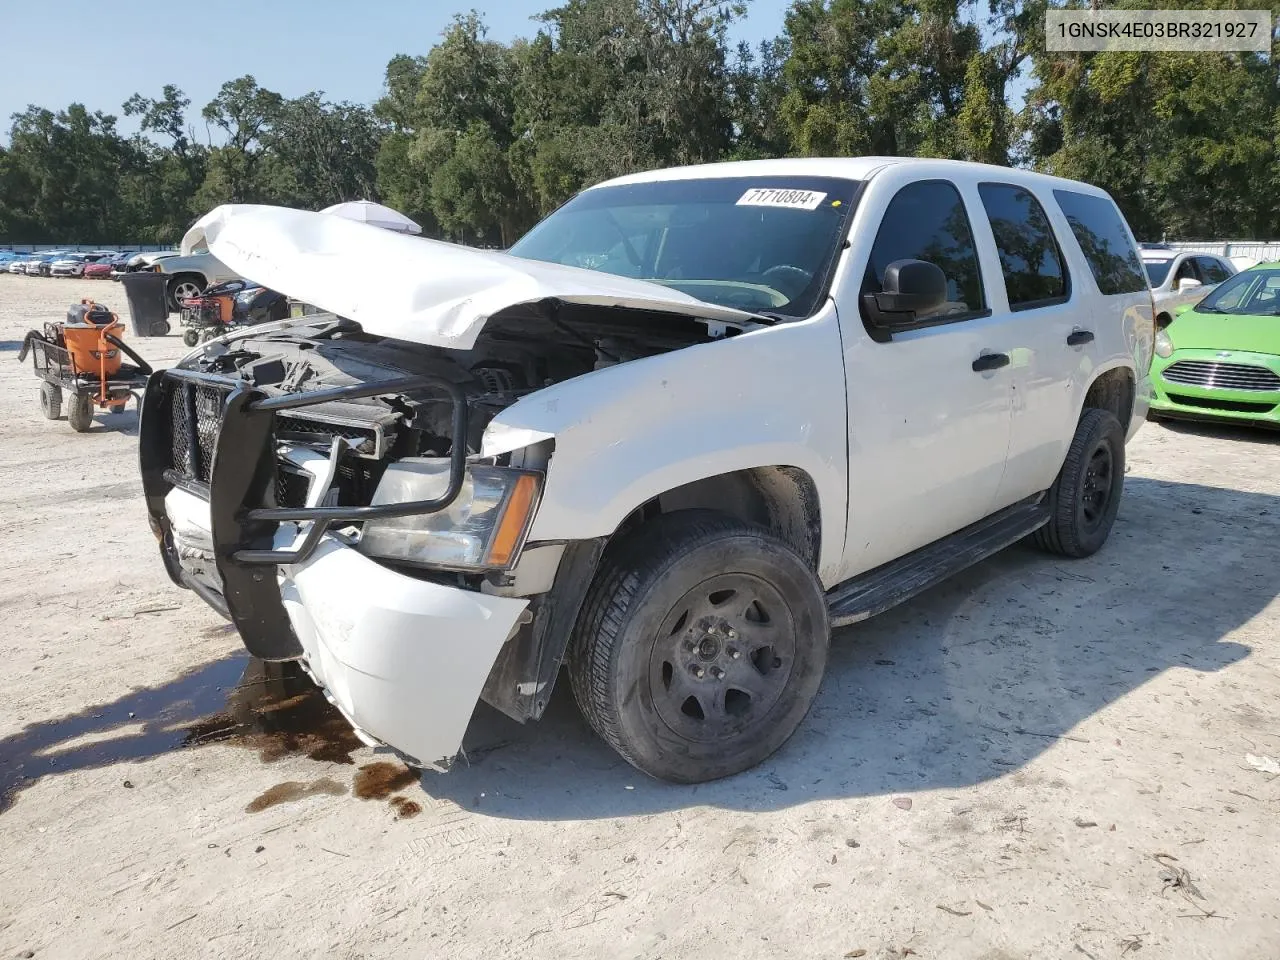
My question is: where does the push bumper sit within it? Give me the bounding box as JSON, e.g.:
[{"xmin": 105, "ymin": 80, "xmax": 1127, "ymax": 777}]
[{"xmin": 140, "ymin": 365, "xmax": 521, "ymax": 767}]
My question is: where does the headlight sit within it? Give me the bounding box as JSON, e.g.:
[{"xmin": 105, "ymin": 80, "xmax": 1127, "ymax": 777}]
[
  {"xmin": 358, "ymin": 460, "xmax": 541, "ymax": 570},
  {"xmin": 1154, "ymin": 329, "xmax": 1174, "ymax": 358}
]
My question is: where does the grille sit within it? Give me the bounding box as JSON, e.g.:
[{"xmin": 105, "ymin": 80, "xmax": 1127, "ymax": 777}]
[
  {"xmin": 1167, "ymin": 393, "xmax": 1277, "ymax": 414},
  {"xmin": 276, "ymin": 415, "xmax": 381, "ymax": 456},
  {"xmin": 169, "ymin": 382, "xmax": 231, "ymax": 483},
  {"xmin": 275, "ymin": 468, "xmax": 312, "ymax": 508},
  {"xmin": 1162, "ymin": 361, "xmax": 1280, "ymax": 392}
]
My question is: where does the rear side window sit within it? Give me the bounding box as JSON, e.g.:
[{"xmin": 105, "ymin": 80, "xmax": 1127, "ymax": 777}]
[
  {"xmin": 864, "ymin": 179, "xmax": 985, "ymax": 321},
  {"xmin": 1197, "ymin": 257, "xmax": 1230, "ymax": 284},
  {"xmin": 1052, "ymin": 190, "xmax": 1147, "ymax": 295},
  {"xmin": 978, "ymin": 183, "xmax": 1068, "ymax": 310}
]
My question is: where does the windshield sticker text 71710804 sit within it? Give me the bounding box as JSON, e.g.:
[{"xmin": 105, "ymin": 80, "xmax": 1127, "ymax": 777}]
[{"xmin": 736, "ymin": 188, "xmax": 828, "ymax": 211}]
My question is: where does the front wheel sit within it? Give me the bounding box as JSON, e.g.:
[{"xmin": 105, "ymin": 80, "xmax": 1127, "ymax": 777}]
[
  {"xmin": 67, "ymin": 392, "xmax": 94, "ymax": 432},
  {"xmin": 569, "ymin": 510, "xmax": 829, "ymax": 783},
  {"xmin": 168, "ymin": 276, "xmax": 205, "ymax": 312},
  {"xmin": 1034, "ymin": 408, "xmax": 1125, "ymax": 558}
]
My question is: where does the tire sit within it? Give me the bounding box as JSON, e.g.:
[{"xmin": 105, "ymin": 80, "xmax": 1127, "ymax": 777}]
[
  {"xmin": 168, "ymin": 275, "xmax": 205, "ymax": 312},
  {"xmin": 158, "ymin": 321, "xmax": 171, "ymax": 336},
  {"xmin": 182, "ymin": 329, "xmax": 200, "ymax": 348},
  {"xmin": 568, "ymin": 509, "xmax": 829, "ymax": 783},
  {"xmin": 39, "ymin": 382, "xmax": 62, "ymax": 420},
  {"xmin": 67, "ymin": 392, "xmax": 94, "ymax": 432},
  {"xmin": 1034, "ymin": 408, "xmax": 1125, "ymax": 558}
]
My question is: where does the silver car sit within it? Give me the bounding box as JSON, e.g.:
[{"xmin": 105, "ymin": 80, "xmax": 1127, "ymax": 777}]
[{"xmin": 1141, "ymin": 245, "xmax": 1236, "ymax": 324}]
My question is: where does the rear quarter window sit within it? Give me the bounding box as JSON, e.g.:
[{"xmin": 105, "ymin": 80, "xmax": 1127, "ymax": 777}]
[{"xmin": 1052, "ymin": 190, "xmax": 1147, "ymax": 296}]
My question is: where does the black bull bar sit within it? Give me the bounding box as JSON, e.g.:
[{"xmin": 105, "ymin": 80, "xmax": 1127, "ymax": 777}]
[{"xmin": 139, "ymin": 367, "xmax": 468, "ymax": 660}]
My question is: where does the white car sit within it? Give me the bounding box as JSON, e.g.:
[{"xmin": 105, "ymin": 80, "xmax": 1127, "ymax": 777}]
[
  {"xmin": 141, "ymin": 158, "xmax": 1151, "ymax": 783},
  {"xmin": 1140, "ymin": 244, "xmax": 1235, "ymax": 325},
  {"xmin": 6, "ymin": 260, "xmax": 27, "ymax": 274},
  {"xmin": 49, "ymin": 254, "xmax": 91, "ymax": 277}
]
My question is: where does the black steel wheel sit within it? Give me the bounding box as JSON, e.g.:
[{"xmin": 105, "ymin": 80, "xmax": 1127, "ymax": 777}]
[
  {"xmin": 39, "ymin": 382, "xmax": 62, "ymax": 420},
  {"xmin": 1034, "ymin": 408, "xmax": 1125, "ymax": 558},
  {"xmin": 569, "ymin": 509, "xmax": 829, "ymax": 783},
  {"xmin": 182, "ymin": 329, "xmax": 200, "ymax": 348}
]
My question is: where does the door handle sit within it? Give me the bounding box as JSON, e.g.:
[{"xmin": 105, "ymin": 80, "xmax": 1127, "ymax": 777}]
[
  {"xmin": 972, "ymin": 352, "xmax": 1010, "ymax": 372},
  {"xmin": 1066, "ymin": 329, "xmax": 1094, "ymax": 346}
]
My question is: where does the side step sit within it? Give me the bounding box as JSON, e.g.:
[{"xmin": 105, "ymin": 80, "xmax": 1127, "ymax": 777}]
[{"xmin": 826, "ymin": 496, "xmax": 1050, "ymax": 627}]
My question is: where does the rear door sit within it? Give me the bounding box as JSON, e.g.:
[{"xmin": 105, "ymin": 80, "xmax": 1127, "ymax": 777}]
[{"xmin": 971, "ymin": 181, "xmax": 1079, "ymax": 506}]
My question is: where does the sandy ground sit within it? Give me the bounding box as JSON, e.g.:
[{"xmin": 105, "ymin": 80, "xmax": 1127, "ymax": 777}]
[{"xmin": 1, "ymin": 274, "xmax": 1278, "ymax": 960}]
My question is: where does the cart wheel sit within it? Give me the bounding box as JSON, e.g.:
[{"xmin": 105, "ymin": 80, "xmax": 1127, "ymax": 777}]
[
  {"xmin": 68, "ymin": 392, "xmax": 94, "ymax": 433},
  {"xmin": 182, "ymin": 329, "xmax": 200, "ymax": 348},
  {"xmin": 39, "ymin": 382, "xmax": 62, "ymax": 420}
]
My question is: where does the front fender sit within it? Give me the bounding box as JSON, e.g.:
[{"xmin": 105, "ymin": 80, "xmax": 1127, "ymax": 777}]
[{"xmin": 483, "ymin": 307, "xmax": 850, "ymax": 585}]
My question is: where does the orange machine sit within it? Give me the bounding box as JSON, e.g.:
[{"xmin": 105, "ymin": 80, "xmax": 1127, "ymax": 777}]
[{"xmin": 18, "ymin": 300, "xmax": 153, "ymax": 432}]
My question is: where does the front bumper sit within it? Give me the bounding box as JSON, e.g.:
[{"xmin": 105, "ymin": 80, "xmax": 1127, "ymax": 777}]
[
  {"xmin": 1150, "ymin": 348, "xmax": 1280, "ymax": 426},
  {"xmin": 141, "ymin": 365, "xmax": 524, "ymax": 768}
]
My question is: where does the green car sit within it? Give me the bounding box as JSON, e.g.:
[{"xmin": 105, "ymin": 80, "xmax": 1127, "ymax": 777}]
[{"xmin": 1150, "ymin": 262, "xmax": 1280, "ymax": 426}]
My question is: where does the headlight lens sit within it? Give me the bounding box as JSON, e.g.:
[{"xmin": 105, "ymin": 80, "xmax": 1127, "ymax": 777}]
[
  {"xmin": 1154, "ymin": 329, "xmax": 1174, "ymax": 358},
  {"xmin": 357, "ymin": 460, "xmax": 541, "ymax": 570}
]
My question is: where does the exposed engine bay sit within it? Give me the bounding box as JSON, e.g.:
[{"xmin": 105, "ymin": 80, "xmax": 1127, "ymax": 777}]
[{"xmin": 176, "ymin": 300, "xmax": 748, "ymax": 512}]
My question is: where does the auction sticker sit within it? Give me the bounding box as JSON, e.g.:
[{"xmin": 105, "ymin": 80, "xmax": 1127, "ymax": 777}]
[{"xmin": 737, "ymin": 188, "xmax": 828, "ymax": 210}]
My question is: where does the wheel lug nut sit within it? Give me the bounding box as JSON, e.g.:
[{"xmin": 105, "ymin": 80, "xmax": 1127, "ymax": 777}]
[
  {"xmin": 729, "ymin": 647, "xmax": 740, "ymax": 659},
  {"xmin": 711, "ymin": 667, "xmax": 724, "ymax": 680},
  {"xmin": 726, "ymin": 628, "xmax": 736, "ymax": 638},
  {"xmin": 692, "ymin": 665, "xmax": 705, "ymax": 679}
]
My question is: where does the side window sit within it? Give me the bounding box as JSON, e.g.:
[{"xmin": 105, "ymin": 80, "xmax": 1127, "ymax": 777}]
[
  {"xmin": 977, "ymin": 182, "xmax": 1068, "ymax": 310},
  {"xmin": 1198, "ymin": 257, "xmax": 1230, "ymax": 284},
  {"xmin": 1051, "ymin": 190, "xmax": 1147, "ymax": 295},
  {"xmin": 1173, "ymin": 258, "xmax": 1199, "ymax": 284},
  {"xmin": 864, "ymin": 179, "xmax": 985, "ymax": 322}
]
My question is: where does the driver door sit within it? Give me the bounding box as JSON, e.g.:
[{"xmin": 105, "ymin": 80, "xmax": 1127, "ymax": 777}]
[{"xmin": 836, "ymin": 176, "xmax": 1015, "ymax": 577}]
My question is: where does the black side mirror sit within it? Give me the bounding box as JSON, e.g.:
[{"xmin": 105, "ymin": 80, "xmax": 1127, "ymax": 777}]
[{"xmin": 862, "ymin": 259, "xmax": 948, "ymax": 329}]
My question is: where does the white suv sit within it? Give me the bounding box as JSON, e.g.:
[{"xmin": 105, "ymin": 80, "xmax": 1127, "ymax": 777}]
[{"xmin": 140, "ymin": 158, "xmax": 1152, "ymax": 783}]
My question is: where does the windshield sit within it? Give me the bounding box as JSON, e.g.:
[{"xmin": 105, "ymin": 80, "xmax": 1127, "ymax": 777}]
[
  {"xmin": 1144, "ymin": 259, "xmax": 1173, "ymax": 285},
  {"xmin": 508, "ymin": 176, "xmax": 860, "ymax": 318},
  {"xmin": 1196, "ymin": 268, "xmax": 1280, "ymax": 316}
]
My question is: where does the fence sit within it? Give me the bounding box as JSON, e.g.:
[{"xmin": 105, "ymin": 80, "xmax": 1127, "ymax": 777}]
[
  {"xmin": 1158, "ymin": 241, "xmax": 1280, "ymax": 263},
  {"xmin": 0, "ymin": 244, "xmax": 174, "ymax": 254}
]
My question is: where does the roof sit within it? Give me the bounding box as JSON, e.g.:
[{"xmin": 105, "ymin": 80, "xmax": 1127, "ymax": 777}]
[{"xmin": 593, "ymin": 156, "xmax": 1111, "ymax": 197}]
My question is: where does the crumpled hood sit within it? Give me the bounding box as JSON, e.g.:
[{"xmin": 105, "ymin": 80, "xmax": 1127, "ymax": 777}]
[{"xmin": 182, "ymin": 204, "xmax": 763, "ymax": 350}]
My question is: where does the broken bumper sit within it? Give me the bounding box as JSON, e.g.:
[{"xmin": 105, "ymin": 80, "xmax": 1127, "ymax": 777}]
[{"xmin": 139, "ymin": 365, "xmax": 524, "ymax": 768}]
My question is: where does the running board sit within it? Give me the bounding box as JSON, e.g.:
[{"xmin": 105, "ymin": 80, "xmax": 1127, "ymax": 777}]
[{"xmin": 826, "ymin": 496, "xmax": 1050, "ymax": 627}]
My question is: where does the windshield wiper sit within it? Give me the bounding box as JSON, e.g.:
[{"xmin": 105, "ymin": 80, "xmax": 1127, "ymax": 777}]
[{"xmin": 1194, "ymin": 305, "xmax": 1224, "ymax": 313}]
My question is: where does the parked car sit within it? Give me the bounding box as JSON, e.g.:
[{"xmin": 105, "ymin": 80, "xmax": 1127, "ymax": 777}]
[
  {"xmin": 1150, "ymin": 262, "xmax": 1280, "ymax": 427},
  {"xmin": 141, "ymin": 157, "xmax": 1152, "ymax": 783},
  {"xmin": 50, "ymin": 254, "xmax": 92, "ymax": 277},
  {"xmin": 84, "ymin": 260, "xmax": 114, "ymax": 279},
  {"xmin": 149, "ymin": 250, "xmax": 241, "ymax": 310},
  {"xmin": 7, "ymin": 258, "xmax": 29, "ymax": 274},
  {"xmin": 1141, "ymin": 245, "xmax": 1235, "ymax": 325},
  {"xmin": 24, "ymin": 254, "xmax": 56, "ymax": 276}
]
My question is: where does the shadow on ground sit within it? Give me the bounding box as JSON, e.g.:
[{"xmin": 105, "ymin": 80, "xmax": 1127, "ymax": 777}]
[{"xmin": 0, "ymin": 477, "xmax": 1272, "ymax": 819}]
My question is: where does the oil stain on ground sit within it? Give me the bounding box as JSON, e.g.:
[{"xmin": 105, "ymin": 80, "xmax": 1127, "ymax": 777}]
[
  {"xmin": 246, "ymin": 777, "xmax": 347, "ymax": 813},
  {"xmin": 0, "ymin": 653, "xmax": 361, "ymax": 814},
  {"xmin": 353, "ymin": 760, "xmax": 419, "ymax": 800}
]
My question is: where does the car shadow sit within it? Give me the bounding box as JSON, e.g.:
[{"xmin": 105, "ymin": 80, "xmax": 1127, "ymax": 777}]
[
  {"xmin": 0, "ymin": 478, "xmax": 1270, "ymax": 820},
  {"xmin": 1151, "ymin": 416, "xmax": 1280, "ymax": 445},
  {"xmin": 424, "ymin": 475, "xmax": 1268, "ymax": 819}
]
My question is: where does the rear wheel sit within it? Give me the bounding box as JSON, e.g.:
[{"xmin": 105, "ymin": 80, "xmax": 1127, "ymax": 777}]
[
  {"xmin": 569, "ymin": 510, "xmax": 829, "ymax": 783},
  {"xmin": 1034, "ymin": 408, "xmax": 1125, "ymax": 558},
  {"xmin": 39, "ymin": 382, "xmax": 62, "ymax": 420},
  {"xmin": 182, "ymin": 329, "xmax": 200, "ymax": 347},
  {"xmin": 168, "ymin": 276, "xmax": 205, "ymax": 312},
  {"xmin": 67, "ymin": 392, "xmax": 94, "ymax": 432}
]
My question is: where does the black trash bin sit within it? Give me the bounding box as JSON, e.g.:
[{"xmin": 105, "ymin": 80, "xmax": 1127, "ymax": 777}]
[{"xmin": 120, "ymin": 272, "xmax": 171, "ymax": 337}]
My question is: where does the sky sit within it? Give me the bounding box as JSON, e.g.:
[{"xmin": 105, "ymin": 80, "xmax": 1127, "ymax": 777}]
[{"xmin": 0, "ymin": 0, "xmax": 793, "ymax": 143}]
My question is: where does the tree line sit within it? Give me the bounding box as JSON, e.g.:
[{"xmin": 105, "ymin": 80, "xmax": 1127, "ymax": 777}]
[{"xmin": 1, "ymin": 0, "xmax": 1277, "ymax": 246}]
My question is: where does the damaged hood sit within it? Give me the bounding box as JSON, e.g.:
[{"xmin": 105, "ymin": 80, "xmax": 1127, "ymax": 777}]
[{"xmin": 182, "ymin": 204, "xmax": 763, "ymax": 350}]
